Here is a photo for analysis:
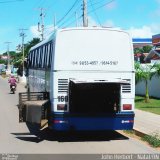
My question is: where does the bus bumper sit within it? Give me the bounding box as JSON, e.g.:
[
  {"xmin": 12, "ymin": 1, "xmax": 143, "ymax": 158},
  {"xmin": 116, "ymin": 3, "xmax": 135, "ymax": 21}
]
[{"xmin": 49, "ymin": 112, "xmax": 134, "ymax": 131}]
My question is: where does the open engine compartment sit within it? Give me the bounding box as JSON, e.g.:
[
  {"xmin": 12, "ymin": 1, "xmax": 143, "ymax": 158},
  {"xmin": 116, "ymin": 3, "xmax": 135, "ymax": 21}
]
[{"xmin": 69, "ymin": 81, "xmax": 121, "ymax": 114}]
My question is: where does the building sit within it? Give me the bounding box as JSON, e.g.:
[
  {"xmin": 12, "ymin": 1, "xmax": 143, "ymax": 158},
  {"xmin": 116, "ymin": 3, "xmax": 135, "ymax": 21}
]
[
  {"xmin": 144, "ymin": 34, "xmax": 160, "ymax": 63},
  {"xmin": 132, "ymin": 38, "xmax": 152, "ymax": 49},
  {"xmin": 132, "ymin": 38, "xmax": 152, "ymax": 63}
]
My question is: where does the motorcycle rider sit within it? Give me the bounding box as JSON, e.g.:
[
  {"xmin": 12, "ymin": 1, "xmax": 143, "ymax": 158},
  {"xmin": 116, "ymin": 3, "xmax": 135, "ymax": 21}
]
[{"xmin": 8, "ymin": 75, "xmax": 17, "ymax": 90}]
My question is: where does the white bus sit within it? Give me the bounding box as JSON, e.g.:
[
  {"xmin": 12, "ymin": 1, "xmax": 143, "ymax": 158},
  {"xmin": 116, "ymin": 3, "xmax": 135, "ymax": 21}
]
[{"xmin": 26, "ymin": 27, "xmax": 135, "ymax": 131}]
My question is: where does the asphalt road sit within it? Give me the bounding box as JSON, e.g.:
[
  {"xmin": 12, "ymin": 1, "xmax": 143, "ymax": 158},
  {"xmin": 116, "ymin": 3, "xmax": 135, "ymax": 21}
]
[{"xmin": 0, "ymin": 76, "xmax": 159, "ymax": 158}]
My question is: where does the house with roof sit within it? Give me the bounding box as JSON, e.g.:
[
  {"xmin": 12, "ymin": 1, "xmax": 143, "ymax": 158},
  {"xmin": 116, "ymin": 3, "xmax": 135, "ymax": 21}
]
[
  {"xmin": 144, "ymin": 34, "xmax": 160, "ymax": 63},
  {"xmin": 135, "ymin": 34, "xmax": 160, "ymax": 98},
  {"xmin": 132, "ymin": 38, "xmax": 152, "ymax": 63}
]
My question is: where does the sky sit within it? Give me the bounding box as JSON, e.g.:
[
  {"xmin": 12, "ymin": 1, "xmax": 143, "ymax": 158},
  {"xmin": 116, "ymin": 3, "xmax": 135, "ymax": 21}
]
[{"xmin": 0, "ymin": 0, "xmax": 160, "ymax": 53}]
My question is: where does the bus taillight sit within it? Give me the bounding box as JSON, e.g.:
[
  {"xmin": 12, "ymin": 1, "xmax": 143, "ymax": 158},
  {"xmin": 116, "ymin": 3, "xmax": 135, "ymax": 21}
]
[
  {"xmin": 123, "ymin": 104, "xmax": 132, "ymax": 110},
  {"xmin": 57, "ymin": 104, "xmax": 67, "ymax": 111},
  {"xmin": 53, "ymin": 120, "xmax": 68, "ymax": 124}
]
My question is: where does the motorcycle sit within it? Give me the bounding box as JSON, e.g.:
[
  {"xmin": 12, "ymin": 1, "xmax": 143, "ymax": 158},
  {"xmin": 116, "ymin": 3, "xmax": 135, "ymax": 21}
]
[{"xmin": 10, "ymin": 85, "xmax": 16, "ymax": 94}]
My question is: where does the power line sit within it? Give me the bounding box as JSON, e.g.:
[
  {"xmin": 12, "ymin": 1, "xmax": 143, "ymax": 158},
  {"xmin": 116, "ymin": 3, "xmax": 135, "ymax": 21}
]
[
  {"xmin": 88, "ymin": 0, "xmax": 107, "ymax": 7},
  {"xmin": 57, "ymin": 2, "xmax": 82, "ymax": 28},
  {"xmin": 63, "ymin": 13, "xmax": 83, "ymax": 28},
  {"xmin": 56, "ymin": 0, "xmax": 80, "ymax": 26},
  {"xmin": 44, "ymin": 0, "xmax": 81, "ymax": 30},
  {"xmin": 64, "ymin": 0, "xmax": 116, "ymax": 28},
  {"xmin": 88, "ymin": 0, "xmax": 116, "ymax": 14},
  {"xmin": 45, "ymin": 0, "xmax": 116, "ymax": 33},
  {"xmin": 89, "ymin": 0, "xmax": 102, "ymax": 26}
]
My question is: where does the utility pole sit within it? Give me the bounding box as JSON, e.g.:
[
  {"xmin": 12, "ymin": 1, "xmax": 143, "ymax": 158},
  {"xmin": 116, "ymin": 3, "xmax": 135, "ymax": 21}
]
[
  {"xmin": 37, "ymin": 8, "xmax": 45, "ymax": 41},
  {"xmin": 83, "ymin": 0, "xmax": 88, "ymax": 27},
  {"xmin": 19, "ymin": 29, "xmax": 27, "ymax": 77},
  {"xmin": 4, "ymin": 42, "xmax": 11, "ymax": 74}
]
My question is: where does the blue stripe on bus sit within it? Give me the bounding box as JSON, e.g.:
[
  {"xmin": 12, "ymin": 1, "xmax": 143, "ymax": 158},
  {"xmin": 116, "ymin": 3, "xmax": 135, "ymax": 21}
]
[{"xmin": 49, "ymin": 113, "xmax": 134, "ymax": 131}]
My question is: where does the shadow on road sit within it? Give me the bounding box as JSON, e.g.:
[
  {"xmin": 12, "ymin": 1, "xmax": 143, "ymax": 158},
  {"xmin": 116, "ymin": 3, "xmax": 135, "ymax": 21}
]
[
  {"xmin": 12, "ymin": 123, "xmax": 129, "ymax": 143},
  {"xmin": 8, "ymin": 92, "xmax": 15, "ymax": 94}
]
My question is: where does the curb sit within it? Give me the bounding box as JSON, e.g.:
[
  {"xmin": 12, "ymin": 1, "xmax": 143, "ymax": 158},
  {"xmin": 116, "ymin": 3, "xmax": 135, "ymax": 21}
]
[{"xmin": 133, "ymin": 128, "xmax": 147, "ymax": 137}]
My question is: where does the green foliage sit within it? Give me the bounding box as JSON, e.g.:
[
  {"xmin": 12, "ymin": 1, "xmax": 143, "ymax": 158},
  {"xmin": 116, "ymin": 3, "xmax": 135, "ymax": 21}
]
[
  {"xmin": 135, "ymin": 62, "xmax": 156, "ymax": 102},
  {"xmin": 134, "ymin": 48, "xmax": 143, "ymax": 54},
  {"xmin": 135, "ymin": 96, "xmax": 160, "ymax": 115},
  {"xmin": 24, "ymin": 38, "xmax": 40, "ymax": 57},
  {"xmin": 134, "ymin": 45, "xmax": 152, "ymax": 54},
  {"xmin": 153, "ymin": 63, "xmax": 160, "ymax": 77},
  {"xmin": 0, "ymin": 59, "xmax": 7, "ymax": 65},
  {"xmin": 0, "ymin": 38, "xmax": 40, "ymax": 68},
  {"xmin": 135, "ymin": 63, "xmax": 155, "ymax": 83},
  {"xmin": 142, "ymin": 133, "xmax": 160, "ymax": 147},
  {"xmin": 123, "ymin": 130, "xmax": 135, "ymax": 135},
  {"xmin": 142, "ymin": 46, "xmax": 152, "ymax": 53}
]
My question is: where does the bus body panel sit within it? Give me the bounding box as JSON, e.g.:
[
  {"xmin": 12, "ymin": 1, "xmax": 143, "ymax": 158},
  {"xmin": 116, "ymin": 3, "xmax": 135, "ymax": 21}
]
[
  {"xmin": 49, "ymin": 112, "xmax": 134, "ymax": 131},
  {"xmin": 28, "ymin": 69, "xmax": 51, "ymax": 92},
  {"xmin": 50, "ymin": 71, "xmax": 135, "ymax": 113},
  {"xmin": 27, "ymin": 27, "xmax": 135, "ymax": 131},
  {"xmin": 54, "ymin": 28, "xmax": 134, "ymax": 72}
]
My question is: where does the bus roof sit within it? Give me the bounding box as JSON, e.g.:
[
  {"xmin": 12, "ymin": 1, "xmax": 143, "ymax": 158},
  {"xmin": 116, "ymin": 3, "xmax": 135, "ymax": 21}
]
[
  {"xmin": 29, "ymin": 27, "xmax": 134, "ymax": 72},
  {"xmin": 30, "ymin": 27, "xmax": 129, "ymax": 51}
]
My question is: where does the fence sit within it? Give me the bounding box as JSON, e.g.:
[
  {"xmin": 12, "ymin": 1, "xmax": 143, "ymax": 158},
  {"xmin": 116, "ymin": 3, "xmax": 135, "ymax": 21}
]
[{"xmin": 135, "ymin": 75, "xmax": 160, "ymax": 98}]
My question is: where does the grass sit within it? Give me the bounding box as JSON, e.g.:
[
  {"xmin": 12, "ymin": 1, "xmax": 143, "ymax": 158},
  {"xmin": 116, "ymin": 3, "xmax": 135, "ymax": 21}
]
[
  {"xmin": 122, "ymin": 130, "xmax": 160, "ymax": 148},
  {"xmin": 142, "ymin": 133, "xmax": 160, "ymax": 148},
  {"xmin": 123, "ymin": 130, "xmax": 135, "ymax": 135},
  {"xmin": 135, "ymin": 96, "xmax": 160, "ymax": 115}
]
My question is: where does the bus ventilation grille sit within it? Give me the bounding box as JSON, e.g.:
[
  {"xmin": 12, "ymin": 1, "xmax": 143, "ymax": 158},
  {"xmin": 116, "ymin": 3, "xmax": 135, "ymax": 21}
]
[
  {"xmin": 58, "ymin": 79, "xmax": 68, "ymax": 93},
  {"xmin": 122, "ymin": 79, "xmax": 131, "ymax": 93}
]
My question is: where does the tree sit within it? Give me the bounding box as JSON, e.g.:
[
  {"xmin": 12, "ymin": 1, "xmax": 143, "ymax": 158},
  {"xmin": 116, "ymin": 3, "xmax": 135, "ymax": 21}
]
[
  {"xmin": 134, "ymin": 46, "xmax": 152, "ymax": 63},
  {"xmin": 0, "ymin": 51, "xmax": 18, "ymax": 66},
  {"xmin": 134, "ymin": 46, "xmax": 152, "ymax": 54},
  {"xmin": 142, "ymin": 45, "xmax": 152, "ymax": 53},
  {"xmin": 24, "ymin": 38, "xmax": 40, "ymax": 57},
  {"xmin": 152, "ymin": 63, "xmax": 160, "ymax": 77},
  {"xmin": 134, "ymin": 48, "xmax": 143, "ymax": 55},
  {"xmin": 0, "ymin": 38, "xmax": 40, "ymax": 70},
  {"xmin": 14, "ymin": 38, "xmax": 41, "ymax": 68},
  {"xmin": 135, "ymin": 62, "xmax": 155, "ymax": 102},
  {"xmin": 0, "ymin": 59, "xmax": 6, "ymax": 65}
]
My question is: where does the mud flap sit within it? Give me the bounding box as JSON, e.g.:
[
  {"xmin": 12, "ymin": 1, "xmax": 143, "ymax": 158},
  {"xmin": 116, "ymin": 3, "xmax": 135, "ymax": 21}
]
[{"xmin": 19, "ymin": 100, "xmax": 49, "ymax": 128}]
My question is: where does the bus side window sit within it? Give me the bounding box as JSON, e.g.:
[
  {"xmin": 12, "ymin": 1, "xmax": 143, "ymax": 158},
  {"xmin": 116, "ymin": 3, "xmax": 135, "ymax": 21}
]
[
  {"xmin": 46, "ymin": 43, "xmax": 50, "ymax": 68},
  {"xmin": 31, "ymin": 51, "xmax": 35, "ymax": 68},
  {"xmin": 42, "ymin": 45, "xmax": 45, "ymax": 68},
  {"xmin": 44, "ymin": 44, "xmax": 48, "ymax": 68},
  {"xmin": 48, "ymin": 43, "xmax": 53, "ymax": 68},
  {"xmin": 39, "ymin": 47, "xmax": 43, "ymax": 68},
  {"xmin": 37, "ymin": 48, "xmax": 41, "ymax": 68}
]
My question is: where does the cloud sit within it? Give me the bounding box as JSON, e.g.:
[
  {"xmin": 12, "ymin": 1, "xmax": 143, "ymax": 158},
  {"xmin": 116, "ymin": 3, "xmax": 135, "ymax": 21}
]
[
  {"xmin": 30, "ymin": 24, "xmax": 56, "ymax": 39},
  {"xmin": 30, "ymin": 25, "xmax": 40, "ymax": 38},
  {"xmin": 127, "ymin": 24, "xmax": 160, "ymax": 38},
  {"xmin": 156, "ymin": 0, "xmax": 160, "ymax": 4},
  {"xmin": 103, "ymin": 20, "xmax": 115, "ymax": 27},
  {"xmin": 105, "ymin": 1, "xmax": 117, "ymax": 10},
  {"xmin": 88, "ymin": 16, "xmax": 100, "ymax": 27},
  {"xmin": 44, "ymin": 25, "xmax": 56, "ymax": 38},
  {"xmin": 127, "ymin": 26, "xmax": 153, "ymax": 38},
  {"xmin": 87, "ymin": 17, "xmax": 115, "ymax": 28}
]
